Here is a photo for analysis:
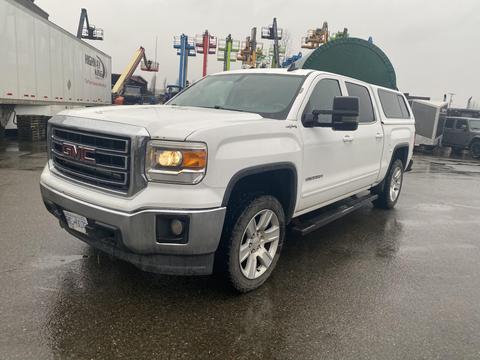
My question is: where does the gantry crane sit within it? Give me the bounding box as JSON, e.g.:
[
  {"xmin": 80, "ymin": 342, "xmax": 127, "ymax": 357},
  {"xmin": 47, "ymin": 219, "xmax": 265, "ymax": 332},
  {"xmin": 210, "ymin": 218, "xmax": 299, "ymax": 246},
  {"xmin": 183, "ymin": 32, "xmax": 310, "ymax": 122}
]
[
  {"xmin": 77, "ymin": 8, "xmax": 103, "ymax": 40},
  {"xmin": 112, "ymin": 47, "xmax": 159, "ymax": 104}
]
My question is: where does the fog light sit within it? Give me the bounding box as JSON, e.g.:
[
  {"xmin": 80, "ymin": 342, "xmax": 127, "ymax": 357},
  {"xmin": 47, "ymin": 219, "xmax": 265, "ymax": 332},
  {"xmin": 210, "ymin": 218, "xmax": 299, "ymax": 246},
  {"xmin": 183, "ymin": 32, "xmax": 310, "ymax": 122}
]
[
  {"xmin": 156, "ymin": 215, "xmax": 189, "ymax": 244},
  {"xmin": 170, "ymin": 219, "xmax": 184, "ymax": 236}
]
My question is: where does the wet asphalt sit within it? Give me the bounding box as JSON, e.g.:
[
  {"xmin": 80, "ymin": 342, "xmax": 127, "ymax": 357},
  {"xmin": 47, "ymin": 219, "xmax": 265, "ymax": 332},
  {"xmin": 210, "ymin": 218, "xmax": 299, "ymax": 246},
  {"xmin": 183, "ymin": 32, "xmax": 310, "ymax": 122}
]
[{"xmin": 1, "ymin": 139, "xmax": 480, "ymax": 360}]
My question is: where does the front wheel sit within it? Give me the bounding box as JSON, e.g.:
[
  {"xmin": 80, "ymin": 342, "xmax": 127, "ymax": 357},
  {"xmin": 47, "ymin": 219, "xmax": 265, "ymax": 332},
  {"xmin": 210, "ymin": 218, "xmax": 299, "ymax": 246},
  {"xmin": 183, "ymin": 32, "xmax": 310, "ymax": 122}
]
[
  {"xmin": 470, "ymin": 141, "xmax": 480, "ymax": 158},
  {"xmin": 218, "ymin": 195, "xmax": 285, "ymax": 293},
  {"xmin": 373, "ymin": 159, "xmax": 404, "ymax": 209}
]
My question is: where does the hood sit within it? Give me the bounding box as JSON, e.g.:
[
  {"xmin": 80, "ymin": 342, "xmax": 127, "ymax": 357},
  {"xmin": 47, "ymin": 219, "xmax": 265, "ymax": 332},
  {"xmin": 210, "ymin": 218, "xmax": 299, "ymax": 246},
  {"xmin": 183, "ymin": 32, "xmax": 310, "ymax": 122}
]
[{"xmin": 61, "ymin": 105, "xmax": 264, "ymax": 140}]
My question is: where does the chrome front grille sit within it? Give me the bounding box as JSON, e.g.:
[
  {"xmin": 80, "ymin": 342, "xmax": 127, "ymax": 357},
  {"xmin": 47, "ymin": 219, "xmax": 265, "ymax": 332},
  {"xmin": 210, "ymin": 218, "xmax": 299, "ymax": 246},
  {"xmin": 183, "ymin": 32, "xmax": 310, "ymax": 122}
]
[{"xmin": 50, "ymin": 127, "xmax": 131, "ymax": 192}]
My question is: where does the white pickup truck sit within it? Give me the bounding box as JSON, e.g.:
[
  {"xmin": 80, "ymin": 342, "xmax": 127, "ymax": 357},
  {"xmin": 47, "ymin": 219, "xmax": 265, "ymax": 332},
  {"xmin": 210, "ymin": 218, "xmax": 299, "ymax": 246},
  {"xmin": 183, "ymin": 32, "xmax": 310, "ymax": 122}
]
[{"xmin": 40, "ymin": 69, "xmax": 415, "ymax": 292}]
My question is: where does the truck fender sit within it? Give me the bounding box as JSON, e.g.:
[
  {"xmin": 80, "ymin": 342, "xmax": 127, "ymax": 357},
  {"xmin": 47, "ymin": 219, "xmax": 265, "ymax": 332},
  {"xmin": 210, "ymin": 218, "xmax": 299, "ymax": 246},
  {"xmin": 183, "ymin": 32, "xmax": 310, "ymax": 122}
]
[
  {"xmin": 221, "ymin": 162, "xmax": 298, "ymax": 222},
  {"xmin": 375, "ymin": 143, "xmax": 410, "ymax": 192}
]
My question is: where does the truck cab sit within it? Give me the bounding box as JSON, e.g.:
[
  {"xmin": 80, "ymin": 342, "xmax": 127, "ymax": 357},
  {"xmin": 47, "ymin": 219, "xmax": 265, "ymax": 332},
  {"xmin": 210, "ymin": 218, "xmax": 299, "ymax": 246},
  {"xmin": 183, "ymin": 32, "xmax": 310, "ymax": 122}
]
[{"xmin": 40, "ymin": 69, "xmax": 415, "ymax": 292}]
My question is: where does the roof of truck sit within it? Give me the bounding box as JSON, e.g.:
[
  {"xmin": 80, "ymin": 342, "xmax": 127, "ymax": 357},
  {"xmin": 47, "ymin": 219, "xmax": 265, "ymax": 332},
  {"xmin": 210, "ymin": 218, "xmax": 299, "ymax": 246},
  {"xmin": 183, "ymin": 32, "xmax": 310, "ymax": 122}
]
[
  {"xmin": 210, "ymin": 68, "xmax": 408, "ymax": 97},
  {"xmin": 211, "ymin": 68, "xmax": 314, "ymax": 76}
]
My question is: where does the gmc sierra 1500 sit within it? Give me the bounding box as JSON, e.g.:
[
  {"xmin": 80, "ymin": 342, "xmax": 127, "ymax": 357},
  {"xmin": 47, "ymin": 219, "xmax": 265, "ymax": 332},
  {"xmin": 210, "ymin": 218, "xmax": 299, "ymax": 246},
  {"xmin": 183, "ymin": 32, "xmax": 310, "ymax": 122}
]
[{"xmin": 40, "ymin": 69, "xmax": 415, "ymax": 292}]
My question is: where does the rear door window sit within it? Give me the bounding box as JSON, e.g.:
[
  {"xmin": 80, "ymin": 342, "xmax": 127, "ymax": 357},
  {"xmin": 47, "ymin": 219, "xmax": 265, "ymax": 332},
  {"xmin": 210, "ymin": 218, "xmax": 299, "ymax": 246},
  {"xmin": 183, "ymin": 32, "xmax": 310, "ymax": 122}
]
[
  {"xmin": 378, "ymin": 89, "xmax": 410, "ymax": 119},
  {"xmin": 397, "ymin": 95, "xmax": 410, "ymax": 118},
  {"xmin": 345, "ymin": 82, "xmax": 375, "ymax": 123},
  {"xmin": 444, "ymin": 119, "xmax": 454, "ymax": 129},
  {"xmin": 455, "ymin": 119, "xmax": 468, "ymax": 130}
]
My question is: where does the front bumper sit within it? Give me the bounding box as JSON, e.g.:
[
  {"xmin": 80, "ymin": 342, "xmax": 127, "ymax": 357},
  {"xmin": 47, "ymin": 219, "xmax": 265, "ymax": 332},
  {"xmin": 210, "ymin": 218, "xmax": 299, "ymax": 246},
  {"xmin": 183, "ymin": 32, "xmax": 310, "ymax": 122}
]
[{"xmin": 40, "ymin": 183, "xmax": 226, "ymax": 275}]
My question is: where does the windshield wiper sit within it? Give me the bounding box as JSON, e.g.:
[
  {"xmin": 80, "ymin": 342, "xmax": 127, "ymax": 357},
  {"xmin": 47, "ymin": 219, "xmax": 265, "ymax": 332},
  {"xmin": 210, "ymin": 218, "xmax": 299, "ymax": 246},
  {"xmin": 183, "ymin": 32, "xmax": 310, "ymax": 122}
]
[{"xmin": 213, "ymin": 105, "xmax": 251, "ymax": 113}]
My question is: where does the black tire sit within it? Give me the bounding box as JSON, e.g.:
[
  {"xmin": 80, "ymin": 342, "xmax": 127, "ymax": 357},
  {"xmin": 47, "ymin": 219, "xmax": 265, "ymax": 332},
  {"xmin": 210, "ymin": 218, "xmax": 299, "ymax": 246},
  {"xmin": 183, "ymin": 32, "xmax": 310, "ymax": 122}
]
[
  {"xmin": 216, "ymin": 195, "xmax": 285, "ymax": 293},
  {"xmin": 372, "ymin": 159, "xmax": 404, "ymax": 209},
  {"xmin": 470, "ymin": 141, "xmax": 480, "ymax": 158}
]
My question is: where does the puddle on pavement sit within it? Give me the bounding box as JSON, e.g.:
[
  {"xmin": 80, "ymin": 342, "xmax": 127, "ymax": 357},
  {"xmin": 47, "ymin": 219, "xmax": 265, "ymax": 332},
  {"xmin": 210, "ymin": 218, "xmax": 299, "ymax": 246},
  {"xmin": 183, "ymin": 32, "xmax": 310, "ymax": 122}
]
[
  {"xmin": 32, "ymin": 255, "xmax": 87, "ymax": 270},
  {"xmin": 0, "ymin": 139, "xmax": 47, "ymax": 170},
  {"xmin": 411, "ymin": 155, "xmax": 480, "ymax": 176}
]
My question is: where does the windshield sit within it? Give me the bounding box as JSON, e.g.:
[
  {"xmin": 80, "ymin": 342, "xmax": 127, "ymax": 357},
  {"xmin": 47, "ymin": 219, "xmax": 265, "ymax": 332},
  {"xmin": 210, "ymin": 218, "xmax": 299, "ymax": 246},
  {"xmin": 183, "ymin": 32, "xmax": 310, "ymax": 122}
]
[
  {"xmin": 168, "ymin": 73, "xmax": 305, "ymax": 120},
  {"xmin": 469, "ymin": 119, "xmax": 480, "ymax": 131}
]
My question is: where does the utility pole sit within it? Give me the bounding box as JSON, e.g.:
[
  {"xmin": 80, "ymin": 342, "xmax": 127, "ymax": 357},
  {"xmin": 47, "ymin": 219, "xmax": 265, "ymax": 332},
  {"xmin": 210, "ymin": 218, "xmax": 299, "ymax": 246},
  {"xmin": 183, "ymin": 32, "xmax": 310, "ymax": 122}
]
[{"xmin": 152, "ymin": 36, "xmax": 158, "ymax": 94}]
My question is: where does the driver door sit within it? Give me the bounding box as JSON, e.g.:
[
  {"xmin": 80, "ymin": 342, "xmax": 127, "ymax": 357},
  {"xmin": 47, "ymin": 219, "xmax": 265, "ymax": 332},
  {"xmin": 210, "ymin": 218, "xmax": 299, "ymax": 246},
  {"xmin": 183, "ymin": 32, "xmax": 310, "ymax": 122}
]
[{"xmin": 298, "ymin": 77, "xmax": 357, "ymax": 213}]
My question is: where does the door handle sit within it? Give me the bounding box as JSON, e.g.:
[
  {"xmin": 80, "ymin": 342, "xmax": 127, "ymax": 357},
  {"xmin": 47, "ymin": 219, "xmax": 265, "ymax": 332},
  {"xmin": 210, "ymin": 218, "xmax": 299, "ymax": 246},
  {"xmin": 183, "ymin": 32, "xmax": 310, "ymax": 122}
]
[
  {"xmin": 343, "ymin": 135, "xmax": 354, "ymax": 143},
  {"xmin": 375, "ymin": 132, "xmax": 384, "ymax": 139}
]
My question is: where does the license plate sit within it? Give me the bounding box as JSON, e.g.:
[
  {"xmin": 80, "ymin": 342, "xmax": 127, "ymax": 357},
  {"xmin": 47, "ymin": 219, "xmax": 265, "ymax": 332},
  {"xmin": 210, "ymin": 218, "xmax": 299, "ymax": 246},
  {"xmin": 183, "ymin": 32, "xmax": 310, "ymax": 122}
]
[{"xmin": 63, "ymin": 210, "xmax": 88, "ymax": 234}]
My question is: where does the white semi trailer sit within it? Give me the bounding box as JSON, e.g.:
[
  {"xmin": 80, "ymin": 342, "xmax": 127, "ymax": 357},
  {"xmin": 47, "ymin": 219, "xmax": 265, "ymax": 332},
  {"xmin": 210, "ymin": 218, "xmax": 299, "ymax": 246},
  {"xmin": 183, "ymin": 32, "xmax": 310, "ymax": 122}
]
[{"xmin": 0, "ymin": 0, "xmax": 111, "ymax": 139}]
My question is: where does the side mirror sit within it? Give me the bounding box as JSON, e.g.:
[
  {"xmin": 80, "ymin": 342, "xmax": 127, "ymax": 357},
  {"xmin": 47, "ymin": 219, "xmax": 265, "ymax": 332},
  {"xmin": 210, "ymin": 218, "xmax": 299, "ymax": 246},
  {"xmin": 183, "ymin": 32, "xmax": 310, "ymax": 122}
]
[
  {"xmin": 302, "ymin": 96, "xmax": 360, "ymax": 131},
  {"xmin": 331, "ymin": 96, "xmax": 359, "ymax": 131}
]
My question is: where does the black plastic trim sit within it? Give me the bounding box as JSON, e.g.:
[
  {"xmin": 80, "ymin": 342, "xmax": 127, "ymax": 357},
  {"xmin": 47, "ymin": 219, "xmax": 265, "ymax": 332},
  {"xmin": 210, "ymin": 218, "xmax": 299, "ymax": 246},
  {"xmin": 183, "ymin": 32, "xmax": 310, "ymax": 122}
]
[{"xmin": 221, "ymin": 162, "xmax": 298, "ymax": 221}]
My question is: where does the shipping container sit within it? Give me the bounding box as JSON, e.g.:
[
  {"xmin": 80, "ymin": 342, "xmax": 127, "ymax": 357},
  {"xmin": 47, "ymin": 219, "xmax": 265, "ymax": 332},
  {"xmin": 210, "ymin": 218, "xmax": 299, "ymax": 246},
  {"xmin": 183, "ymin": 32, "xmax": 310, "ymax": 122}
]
[{"xmin": 0, "ymin": 0, "xmax": 111, "ymax": 136}]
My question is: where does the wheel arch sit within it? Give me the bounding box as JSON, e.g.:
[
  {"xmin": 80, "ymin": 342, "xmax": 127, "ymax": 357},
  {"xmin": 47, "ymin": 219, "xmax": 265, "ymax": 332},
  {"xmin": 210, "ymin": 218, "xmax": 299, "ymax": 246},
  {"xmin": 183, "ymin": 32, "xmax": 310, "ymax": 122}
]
[
  {"xmin": 374, "ymin": 143, "xmax": 410, "ymax": 193},
  {"xmin": 391, "ymin": 142, "xmax": 410, "ymax": 170},
  {"xmin": 469, "ymin": 136, "xmax": 480, "ymax": 147},
  {"xmin": 221, "ymin": 162, "xmax": 298, "ymax": 223}
]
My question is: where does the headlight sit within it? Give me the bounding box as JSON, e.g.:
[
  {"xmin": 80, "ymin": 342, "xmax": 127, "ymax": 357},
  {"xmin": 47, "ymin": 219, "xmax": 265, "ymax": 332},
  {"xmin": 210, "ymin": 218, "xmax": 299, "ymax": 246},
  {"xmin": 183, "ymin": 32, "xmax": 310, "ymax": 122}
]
[{"xmin": 145, "ymin": 140, "xmax": 207, "ymax": 184}]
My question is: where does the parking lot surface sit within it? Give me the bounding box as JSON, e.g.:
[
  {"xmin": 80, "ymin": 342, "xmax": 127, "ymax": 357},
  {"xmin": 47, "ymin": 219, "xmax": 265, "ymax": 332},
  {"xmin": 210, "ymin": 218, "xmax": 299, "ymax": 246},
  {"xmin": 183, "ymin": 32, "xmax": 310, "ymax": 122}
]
[{"xmin": 1, "ymin": 140, "xmax": 480, "ymax": 359}]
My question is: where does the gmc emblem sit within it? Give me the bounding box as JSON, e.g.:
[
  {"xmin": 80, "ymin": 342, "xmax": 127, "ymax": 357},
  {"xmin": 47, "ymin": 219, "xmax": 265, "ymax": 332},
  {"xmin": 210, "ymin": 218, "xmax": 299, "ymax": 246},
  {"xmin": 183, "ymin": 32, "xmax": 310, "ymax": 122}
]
[{"xmin": 61, "ymin": 143, "xmax": 96, "ymax": 165}]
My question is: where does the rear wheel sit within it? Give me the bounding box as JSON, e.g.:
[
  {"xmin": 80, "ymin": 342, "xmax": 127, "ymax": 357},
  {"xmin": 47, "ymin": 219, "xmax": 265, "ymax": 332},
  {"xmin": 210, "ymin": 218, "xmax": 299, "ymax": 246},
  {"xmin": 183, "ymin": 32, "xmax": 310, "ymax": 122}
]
[
  {"xmin": 470, "ymin": 140, "xmax": 480, "ymax": 158},
  {"xmin": 217, "ymin": 195, "xmax": 285, "ymax": 293},
  {"xmin": 373, "ymin": 159, "xmax": 404, "ymax": 209}
]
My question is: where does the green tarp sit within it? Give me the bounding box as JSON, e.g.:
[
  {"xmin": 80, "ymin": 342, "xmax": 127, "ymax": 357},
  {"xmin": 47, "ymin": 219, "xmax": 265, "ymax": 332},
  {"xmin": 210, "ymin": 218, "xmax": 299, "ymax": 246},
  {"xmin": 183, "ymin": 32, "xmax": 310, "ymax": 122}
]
[{"xmin": 298, "ymin": 37, "xmax": 397, "ymax": 90}]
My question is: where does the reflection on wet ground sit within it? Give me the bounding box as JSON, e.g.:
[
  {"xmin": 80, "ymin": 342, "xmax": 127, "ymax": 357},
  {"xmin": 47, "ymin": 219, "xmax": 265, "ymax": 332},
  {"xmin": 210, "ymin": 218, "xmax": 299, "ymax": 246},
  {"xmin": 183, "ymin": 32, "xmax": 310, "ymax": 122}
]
[
  {"xmin": 0, "ymin": 139, "xmax": 47, "ymax": 171},
  {"xmin": 1, "ymin": 140, "xmax": 480, "ymax": 359}
]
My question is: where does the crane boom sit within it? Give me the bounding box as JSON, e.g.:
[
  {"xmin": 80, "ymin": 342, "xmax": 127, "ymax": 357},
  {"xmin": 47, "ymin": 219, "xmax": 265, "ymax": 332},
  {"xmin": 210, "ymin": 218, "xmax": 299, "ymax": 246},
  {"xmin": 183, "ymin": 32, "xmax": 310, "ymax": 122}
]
[
  {"xmin": 112, "ymin": 47, "xmax": 146, "ymax": 95},
  {"xmin": 77, "ymin": 8, "xmax": 103, "ymax": 40}
]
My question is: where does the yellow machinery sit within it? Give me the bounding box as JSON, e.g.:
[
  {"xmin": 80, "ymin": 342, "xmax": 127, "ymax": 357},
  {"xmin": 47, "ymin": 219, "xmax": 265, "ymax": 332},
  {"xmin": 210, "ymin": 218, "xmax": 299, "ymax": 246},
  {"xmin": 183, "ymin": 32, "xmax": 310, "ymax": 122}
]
[
  {"xmin": 238, "ymin": 28, "xmax": 264, "ymax": 68},
  {"xmin": 112, "ymin": 47, "xmax": 158, "ymax": 103},
  {"xmin": 301, "ymin": 22, "xmax": 329, "ymax": 49}
]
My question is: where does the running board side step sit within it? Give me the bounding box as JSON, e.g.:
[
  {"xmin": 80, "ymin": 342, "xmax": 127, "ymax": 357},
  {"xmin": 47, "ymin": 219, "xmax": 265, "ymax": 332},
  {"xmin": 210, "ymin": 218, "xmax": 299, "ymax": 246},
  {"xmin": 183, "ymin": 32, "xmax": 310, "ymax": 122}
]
[{"xmin": 290, "ymin": 194, "xmax": 378, "ymax": 236}]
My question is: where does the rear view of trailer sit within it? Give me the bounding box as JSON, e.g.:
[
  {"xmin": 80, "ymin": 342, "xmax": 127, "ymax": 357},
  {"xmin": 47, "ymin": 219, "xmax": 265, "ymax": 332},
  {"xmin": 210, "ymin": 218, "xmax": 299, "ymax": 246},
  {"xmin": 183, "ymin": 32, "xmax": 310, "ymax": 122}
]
[{"xmin": 411, "ymin": 100, "xmax": 448, "ymax": 148}]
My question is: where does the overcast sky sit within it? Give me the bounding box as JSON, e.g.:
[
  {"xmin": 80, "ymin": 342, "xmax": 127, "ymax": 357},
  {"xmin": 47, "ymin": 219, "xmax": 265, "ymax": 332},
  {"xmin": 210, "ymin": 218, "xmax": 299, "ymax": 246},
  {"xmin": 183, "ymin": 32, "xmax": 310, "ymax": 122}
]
[{"xmin": 36, "ymin": 0, "xmax": 480, "ymax": 107}]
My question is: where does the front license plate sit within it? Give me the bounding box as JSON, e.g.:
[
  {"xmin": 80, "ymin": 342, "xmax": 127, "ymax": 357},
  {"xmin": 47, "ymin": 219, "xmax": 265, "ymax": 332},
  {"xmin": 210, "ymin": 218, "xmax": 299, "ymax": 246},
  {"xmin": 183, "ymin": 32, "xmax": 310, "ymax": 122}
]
[{"xmin": 63, "ymin": 210, "xmax": 88, "ymax": 234}]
